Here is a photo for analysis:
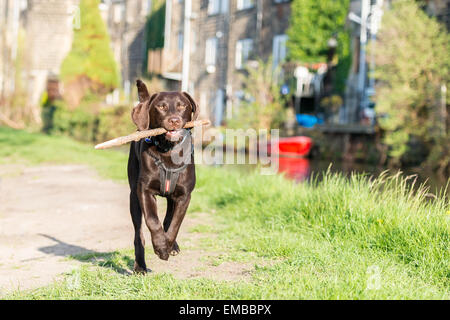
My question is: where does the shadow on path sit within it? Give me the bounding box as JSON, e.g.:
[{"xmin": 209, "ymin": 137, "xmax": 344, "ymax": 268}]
[{"xmin": 37, "ymin": 234, "xmax": 133, "ymax": 275}]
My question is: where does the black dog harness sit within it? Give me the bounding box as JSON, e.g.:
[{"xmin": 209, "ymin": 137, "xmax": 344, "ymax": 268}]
[{"xmin": 144, "ymin": 130, "xmax": 193, "ymax": 196}]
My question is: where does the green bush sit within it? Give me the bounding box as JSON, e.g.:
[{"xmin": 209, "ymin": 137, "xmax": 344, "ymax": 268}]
[
  {"xmin": 96, "ymin": 105, "xmax": 136, "ymax": 143},
  {"xmin": 51, "ymin": 102, "xmax": 98, "ymax": 142},
  {"xmin": 228, "ymin": 58, "xmax": 286, "ymax": 130},
  {"xmin": 287, "ymin": 0, "xmax": 351, "ymax": 93},
  {"xmin": 42, "ymin": 99, "xmax": 134, "ymax": 144},
  {"xmin": 372, "ymin": 0, "xmax": 450, "ymax": 171}
]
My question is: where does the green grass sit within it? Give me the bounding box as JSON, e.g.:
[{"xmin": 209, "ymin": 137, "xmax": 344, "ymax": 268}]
[
  {"xmin": 0, "ymin": 126, "xmax": 128, "ymax": 181},
  {"xmin": 1, "ymin": 127, "xmax": 449, "ymax": 299}
]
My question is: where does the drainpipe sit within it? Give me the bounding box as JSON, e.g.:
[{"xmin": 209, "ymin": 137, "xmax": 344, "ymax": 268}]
[
  {"xmin": 256, "ymin": 0, "xmax": 263, "ymax": 55},
  {"xmin": 164, "ymin": 0, "xmax": 172, "ymax": 51},
  {"xmin": 357, "ymin": 0, "xmax": 370, "ymax": 121},
  {"xmin": 181, "ymin": 0, "xmax": 192, "ymax": 92}
]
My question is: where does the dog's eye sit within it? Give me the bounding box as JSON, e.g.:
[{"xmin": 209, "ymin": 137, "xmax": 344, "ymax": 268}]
[
  {"xmin": 157, "ymin": 104, "xmax": 168, "ymax": 110},
  {"xmin": 177, "ymin": 105, "xmax": 186, "ymax": 110}
]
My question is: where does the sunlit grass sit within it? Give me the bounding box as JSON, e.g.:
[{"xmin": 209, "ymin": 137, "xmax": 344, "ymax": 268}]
[
  {"xmin": 1, "ymin": 127, "xmax": 449, "ymax": 299},
  {"xmin": 0, "ymin": 126, "xmax": 128, "ymax": 181}
]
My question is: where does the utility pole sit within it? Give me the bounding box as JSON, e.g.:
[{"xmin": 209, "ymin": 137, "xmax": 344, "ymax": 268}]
[
  {"xmin": 367, "ymin": 0, "xmax": 384, "ymax": 123},
  {"xmin": 181, "ymin": 0, "xmax": 192, "ymax": 92},
  {"xmin": 358, "ymin": 0, "xmax": 370, "ymax": 119},
  {"xmin": 164, "ymin": 0, "xmax": 172, "ymax": 52}
]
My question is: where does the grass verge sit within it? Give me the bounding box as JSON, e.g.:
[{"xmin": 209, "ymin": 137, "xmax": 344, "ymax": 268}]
[
  {"xmin": 1, "ymin": 127, "xmax": 449, "ymax": 299},
  {"xmin": 0, "ymin": 126, "xmax": 128, "ymax": 181}
]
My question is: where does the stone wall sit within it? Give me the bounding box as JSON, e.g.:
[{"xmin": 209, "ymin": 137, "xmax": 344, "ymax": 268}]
[
  {"xmin": 176, "ymin": 0, "xmax": 291, "ymax": 124},
  {"xmin": 102, "ymin": 0, "xmax": 150, "ymax": 93},
  {"xmin": 25, "ymin": 0, "xmax": 77, "ymax": 106}
]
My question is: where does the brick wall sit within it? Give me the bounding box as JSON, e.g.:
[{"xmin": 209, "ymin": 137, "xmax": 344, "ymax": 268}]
[
  {"xmin": 103, "ymin": 0, "xmax": 149, "ymax": 89},
  {"xmin": 24, "ymin": 0, "xmax": 77, "ymax": 106},
  {"xmin": 162, "ymin": 0, "xmax": 291, "ymax": 123}
]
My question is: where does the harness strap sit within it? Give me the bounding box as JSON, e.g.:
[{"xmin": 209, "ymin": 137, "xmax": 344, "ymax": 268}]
[
  {"xmin": 145, "ymin": 131, "xmax": 192, "ymax": 196},
  {"xmin": 158, "ymin": 164, "xmax": 186, "ymax": 195}
]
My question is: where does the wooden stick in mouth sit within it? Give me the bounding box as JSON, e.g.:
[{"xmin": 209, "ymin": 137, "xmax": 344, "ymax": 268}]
[{"xmin": 94, "ymin": 119, "xmax": 211, "ymax": 150}]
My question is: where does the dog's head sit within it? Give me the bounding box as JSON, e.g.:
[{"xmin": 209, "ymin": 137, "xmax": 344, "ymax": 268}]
[{"xmin": 131, "ymin": 80, "xmax": 199, "ymax": 141}]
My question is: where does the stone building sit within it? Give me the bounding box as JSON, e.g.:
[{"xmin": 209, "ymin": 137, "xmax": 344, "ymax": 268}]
[
  {"xmin": 0, "ymin": 0, "xmax": 151, "ymax": 110},
  {"xmin": 344, "ymin": 0, "xmax": 450, "ymax": 125},
  {"xmin": 0, "ymin": 0, "xmax": 77, "ymax": 107},
  {"xmin": 99, "ymin": 0, "xmax": 151, "ymax": 97},
  {"xmin": 161, "ymin": 0, "xmax": 291, "ymax": 125},
  {"xmin": 161, "ymin": 0, "xmax": 449, "ymax": 126},
  {"xmin": 0, "ymin": 0, "xmax": 23, "ymax": 101},
  {"xmin": 25, "ymin": 0, "xmax": 78, "ymax": 107}
]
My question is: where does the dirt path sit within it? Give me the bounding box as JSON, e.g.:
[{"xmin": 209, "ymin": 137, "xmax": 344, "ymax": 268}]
[{"xmin": 0, "ymin": 164, "xmax": 253, "ymax": 295}]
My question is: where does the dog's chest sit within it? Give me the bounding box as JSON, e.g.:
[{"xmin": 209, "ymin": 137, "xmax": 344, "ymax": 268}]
[{"xmin": 138, "ymin": 152, "xmax": 194, "ymax": 197}]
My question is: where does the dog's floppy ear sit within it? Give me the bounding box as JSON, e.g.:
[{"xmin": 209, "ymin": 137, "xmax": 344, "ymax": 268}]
[
  {"xmin": 132, "ymin": 80, "xmax": 157, "ymax": 130},
  {"xmin": 182, "ymin": 92, "xmax": 199, "ymax": 121}
]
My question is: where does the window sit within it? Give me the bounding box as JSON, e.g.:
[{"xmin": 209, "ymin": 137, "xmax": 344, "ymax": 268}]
[
  {"xmin": 177, "ymin": 32, "xmax": 184, "ymax": 51},
  {"xmin": 205, "ymin": 37, "xmax": 218, "ymax": 66},
  {"xmin": 213, "ymin": 89, "xmax": 225, "ymax": 126},
  {"xmin": 141, "ymin": 0, "xmax": 151, "ymax": 16},
  {"xmin": 272, "ymin": 34, "xmax": 288, "ymax": 69},
  {"xmin": 208, "ymin": 0, "xmax": 228, "ymax": 15},
  {"xmin": 235, "ymin": 39, "xmax": 253, "ymax": 69},
  {"xmin": 208, "ymin": 0, "xmax": 220, "ymax": 15},
  {"xmin": 237, "ymin": 0, "xmax": 253, "ymax": 11},
  {"xmin": 19, "ymin": 0, "xmax": 28, "ymax": 11},
  {"xmin": 221, "ymin": 0, "xmax": 229, "ymax": 13},
  {"xmin": 113, "ymin": 4, "xmax": 124, "ymax": 24}
]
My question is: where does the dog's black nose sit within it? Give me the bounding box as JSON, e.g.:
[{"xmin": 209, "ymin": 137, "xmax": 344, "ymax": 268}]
[{"xmin": 168, "ymin": 117, "xmax": 181, "ymax": 127}]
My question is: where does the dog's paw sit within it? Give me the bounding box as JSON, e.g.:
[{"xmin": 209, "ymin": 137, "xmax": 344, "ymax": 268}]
[
  {"xmin": 133, "ymin": 262, "xmax": 149, "ymax": 274},
  {"xmin": 154, "ymin": 248, "xmax": 170, "ymax": 261},
  {"xmin": 170, "ymin": 241, "xmax": 180, "ymax": 256},
  {"xmin": 152, "ymin": 234, "xmax": 171, "ymax": 260}
]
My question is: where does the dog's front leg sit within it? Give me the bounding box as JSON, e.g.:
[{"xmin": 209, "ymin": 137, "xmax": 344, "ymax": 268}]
[
  {"xmin": 165, "ymin": 194, "xmax": 191, "ymax": 253},
  {"xmin": 137, "ymin": 184, "xmax": 170, "ymax": 260}
]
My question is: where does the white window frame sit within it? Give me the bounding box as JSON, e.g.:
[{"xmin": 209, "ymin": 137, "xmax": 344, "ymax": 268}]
[
  {"xmin": 235, "ymin": 38, "xmax": 253, "ymax": 69},
  {"xmin": 208, "ymin": 0, "xmax": 220, "ymax": 15},
  {"xmin": 113, "ymin": 3, "xmax": 124, "ymax": 24},
  {"xmin": 205, "ymin": 37, "xmax": 218, "ymax": 66},
  {"xmin": 141, "ymin": 0, "xmax": 151, "ymax": 16},
  {"xmin": 237, "ymin": 0, "xmax": 254, "ymax": 11},
  {"xmin": 208, "ymin": 0, "xmax": 229, "ymax": 15},
  {"xmin": 221, "ymin": 0, "xmax": 229, "ymax": 13}
]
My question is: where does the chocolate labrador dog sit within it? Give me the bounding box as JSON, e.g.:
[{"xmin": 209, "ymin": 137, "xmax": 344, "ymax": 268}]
[{"xmin": 128, "ymin": 79, "xmax": 198, "ymax": 273}]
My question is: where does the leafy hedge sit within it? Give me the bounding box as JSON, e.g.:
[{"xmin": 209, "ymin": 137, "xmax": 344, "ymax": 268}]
[
  {"xmin": 287, "ymin": 0, "xmax": 351, "ymax": 93},
  {"xmin": 42, "ymin": 99, "xmax": 135, "ymax": 144}
]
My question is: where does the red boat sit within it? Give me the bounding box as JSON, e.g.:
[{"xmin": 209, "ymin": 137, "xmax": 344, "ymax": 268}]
[
  {"xmin": 268, "ymin": 136, "xmax": 313, "ymax": 157},
  {"xmin": 278, "ymin": 157, "xmax": 310, "ymax": 181}
]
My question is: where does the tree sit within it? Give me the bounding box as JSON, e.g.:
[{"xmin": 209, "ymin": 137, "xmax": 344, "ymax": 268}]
[
  {"xmin": 143, "ymin": 0, "xmax": 166, "ymax": 75},
  {"xmin": 372, "ymin": 0, "xmax": 449, "ymax": 172},
  {"xmin": 60, "ymin": 0, "xmax": 120, "ymax": 107},
  {"xmin": 146, "ymin": 0, "xmax": 165, "ymax": 50},
  {"xmin": 286, "ymin": 0, "xmax": 351, "ymax": 93},
  {"xmin": 228, "ymin": 58, "xmax": 285, "ymax": 130}
]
